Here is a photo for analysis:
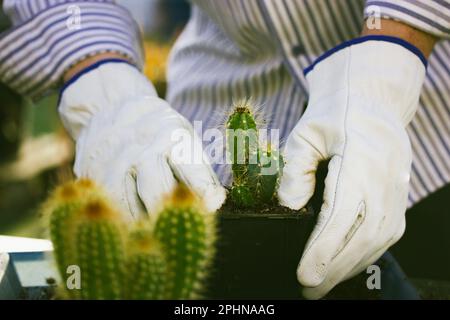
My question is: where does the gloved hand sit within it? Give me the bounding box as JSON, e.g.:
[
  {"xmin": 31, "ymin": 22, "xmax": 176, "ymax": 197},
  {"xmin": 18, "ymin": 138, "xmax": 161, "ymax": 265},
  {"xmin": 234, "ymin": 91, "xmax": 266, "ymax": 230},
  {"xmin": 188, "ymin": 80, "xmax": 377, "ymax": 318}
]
[
  {"xmin": 278, "ymin": 36, "xmax": 426, "ymax": 299},
  {"xmin": 59, "ymin": 60, "xmax": 226, "ymax": 220}
]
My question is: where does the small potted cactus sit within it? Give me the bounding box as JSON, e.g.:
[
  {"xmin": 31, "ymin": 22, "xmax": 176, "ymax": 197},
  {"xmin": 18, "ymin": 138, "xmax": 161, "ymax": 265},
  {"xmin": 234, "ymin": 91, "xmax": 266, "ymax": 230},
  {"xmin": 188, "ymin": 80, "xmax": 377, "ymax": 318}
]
[
  {"xmin": 210, "ymin": 102, "xmax": 382, "ymax": 299},
  {"xmin": 209, "ymin": 102, "xmax": 318, "ymax": 299}
]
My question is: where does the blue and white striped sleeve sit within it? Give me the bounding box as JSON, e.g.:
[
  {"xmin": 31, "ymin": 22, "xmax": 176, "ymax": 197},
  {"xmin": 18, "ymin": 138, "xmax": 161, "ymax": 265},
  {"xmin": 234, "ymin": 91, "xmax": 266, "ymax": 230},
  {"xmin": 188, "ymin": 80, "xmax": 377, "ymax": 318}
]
[
  {"xmin": 0, "ymin": 0, "xmax": 144, "ymax": 99},
  {"xmin": 365, "ymin": 0, "xmax": 450, "ymax": 38}
]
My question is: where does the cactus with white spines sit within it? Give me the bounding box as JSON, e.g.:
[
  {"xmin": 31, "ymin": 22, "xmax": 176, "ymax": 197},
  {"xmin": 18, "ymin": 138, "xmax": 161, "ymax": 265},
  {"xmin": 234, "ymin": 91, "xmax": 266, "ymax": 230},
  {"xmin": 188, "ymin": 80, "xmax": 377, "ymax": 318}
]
[
  {"xmin": 226, "ymin": 102, "xmax": 284, "ymax": 208},
  {"xmin": 227, "ymin": 103, "xmax": 258, "ymax": 182},
  {"xmin": 248, "ymin": 146, "xmax": 284, "ymax": 204}
]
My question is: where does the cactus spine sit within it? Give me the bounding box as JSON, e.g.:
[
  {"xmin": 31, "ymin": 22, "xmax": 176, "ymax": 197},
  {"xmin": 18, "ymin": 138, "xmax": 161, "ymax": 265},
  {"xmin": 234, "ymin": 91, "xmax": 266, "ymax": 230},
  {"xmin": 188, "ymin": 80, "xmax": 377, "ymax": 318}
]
[
  {"xmin": 227, "ymin": 102, "xmax": 284, "ymax": 207},
  {"xmin": 154, "ymin": 184, "xmax": 216, "ymax": 299}
]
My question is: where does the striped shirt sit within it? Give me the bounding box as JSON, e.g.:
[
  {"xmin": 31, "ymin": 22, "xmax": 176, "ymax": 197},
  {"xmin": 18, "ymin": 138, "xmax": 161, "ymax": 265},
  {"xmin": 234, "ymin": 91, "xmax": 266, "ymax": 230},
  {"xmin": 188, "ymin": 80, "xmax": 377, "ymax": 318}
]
[{"xmin": 1, "ymin": 0, "xmax": 449, "ymax": 208}]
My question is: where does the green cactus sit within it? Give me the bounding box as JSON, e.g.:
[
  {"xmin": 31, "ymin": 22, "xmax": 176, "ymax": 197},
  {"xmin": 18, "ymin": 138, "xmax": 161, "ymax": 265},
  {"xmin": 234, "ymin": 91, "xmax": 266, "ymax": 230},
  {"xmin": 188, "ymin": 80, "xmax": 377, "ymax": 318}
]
[
  {"xmin": 74, "ymin": 199, "xmax": 125, "ymax": 300},
  {"xmin": 261, "ymin": 149, "xmax": 284, "ymax": 201},
  {"xmin": 229, "ymin": 183, "xmax": 255, "ymax": 208},
  {"xmin": 154, "ymin": 184, "xmax": 216, "ymax": 299},
  {"xmin": 248, "ymin": 146, "xmax": 284, "ymax": 205},
  {"xmin": 46, "ymin": 180, "xmax": 217, "ymax": 300},
  {"xmin": 227, "ymin": 103, "xmax": 284, "ymax": 207},
  {"xmin": 125, "ymin": 224, "xmax": 168, "ymax": 300},
  {"xmin": 227, "ymin": 103, "xmax": 258, "ymax": 182},
  {"xmin": 44, "ymin": 180, "xmax": 95, "ymax": 298},
  {"xmin": 46, "ymin": 180, "xmax": 126, "ymax": 300}
]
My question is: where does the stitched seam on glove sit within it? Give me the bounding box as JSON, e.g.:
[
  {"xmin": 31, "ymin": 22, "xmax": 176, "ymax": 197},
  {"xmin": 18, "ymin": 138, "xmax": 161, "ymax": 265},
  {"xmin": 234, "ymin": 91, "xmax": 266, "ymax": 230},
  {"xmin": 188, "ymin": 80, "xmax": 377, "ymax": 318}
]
[
  {"xmin": 297, "ymin": 134, "xmax": 326, "ymax": 160},
  {"xmin": 300, "ymin": 48, "xmax": 353, "ymax": 263},
  {"xmin": 332, "ymin": 201, "xmax": 367, "ymax": 260}
]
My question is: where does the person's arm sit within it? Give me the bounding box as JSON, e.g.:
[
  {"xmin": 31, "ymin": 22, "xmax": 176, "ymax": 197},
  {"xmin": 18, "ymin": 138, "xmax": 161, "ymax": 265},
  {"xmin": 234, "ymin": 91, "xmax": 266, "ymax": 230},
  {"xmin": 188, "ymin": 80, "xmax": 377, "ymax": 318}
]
[
  {"xmin": 364, "ymin": 0, "xmax": 450, "ymax": 41},
  {"xmin": 0, "ymin": 0, "xmax": 143, "ymax": 99},
  {"xmin": 0, "ymin": 0, "xmax": 225, "ymax": 220},
  {"xmin": 362, "ymin": 19, "xmax": 437, "ymax": 58},
  {"xmin": 279, "ymin": 1, "xmax": 449, "ymax": 300}
]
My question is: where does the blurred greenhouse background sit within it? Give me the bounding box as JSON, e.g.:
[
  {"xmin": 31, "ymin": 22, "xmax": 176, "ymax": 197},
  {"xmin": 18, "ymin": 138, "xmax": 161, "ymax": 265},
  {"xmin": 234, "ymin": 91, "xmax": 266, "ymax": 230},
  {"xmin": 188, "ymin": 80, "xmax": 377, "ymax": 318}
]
[{"xmin": 0, "ymin": 0, "xmax": 190, "ymax": 239}]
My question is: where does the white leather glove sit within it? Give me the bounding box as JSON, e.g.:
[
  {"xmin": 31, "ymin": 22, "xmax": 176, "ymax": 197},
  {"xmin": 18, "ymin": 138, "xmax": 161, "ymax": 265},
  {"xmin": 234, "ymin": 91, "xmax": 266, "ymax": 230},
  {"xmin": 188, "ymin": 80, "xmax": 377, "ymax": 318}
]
[
  {"xmin": 59, "ymin": 60, "xmax": 226, "ymax": 220},
  {"xmin": 278, "ymin": 36, "xmax": 426, "ymax": 299}
]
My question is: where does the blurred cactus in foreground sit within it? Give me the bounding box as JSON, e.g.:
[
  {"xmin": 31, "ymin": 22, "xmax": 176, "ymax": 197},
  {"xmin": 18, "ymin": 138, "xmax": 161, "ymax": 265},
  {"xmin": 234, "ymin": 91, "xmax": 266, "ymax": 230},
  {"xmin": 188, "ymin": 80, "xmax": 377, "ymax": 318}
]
[
  {"xmin": 45, "ymin": 180, "xmax": 216, "ymax": 300},
  {"xmin": 155, "ymin": 184, "xmax": 216, "ymax": 299},
  {"xmin": 43, "ymin": 179, "xmax": 95, "ymax": 297},
  {"xmin": 74, "ymin": 199, "xmax": 125, "ymax": 299},
  {"xmin": 125, "ymin": 223, "xmax": 168, "ymax": 300},
  {"xmin": 226, "ymin": 101, "xmax": 284, "ymax": 208},
  {"xmin": 44, "ymin": 179, "xmax": 125, "ymax": 299}
]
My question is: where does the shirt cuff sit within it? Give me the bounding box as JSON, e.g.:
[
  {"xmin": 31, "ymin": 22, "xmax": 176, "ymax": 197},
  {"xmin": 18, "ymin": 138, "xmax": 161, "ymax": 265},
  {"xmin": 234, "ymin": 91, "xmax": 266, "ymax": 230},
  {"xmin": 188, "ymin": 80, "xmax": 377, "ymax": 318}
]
[
  {"xmin": 0, "ymin": 1, "xmax": 144, "ymax": 100},
  {"xmin": 365, "ymin": 0, "xmax": 450, "ymax": 39}
]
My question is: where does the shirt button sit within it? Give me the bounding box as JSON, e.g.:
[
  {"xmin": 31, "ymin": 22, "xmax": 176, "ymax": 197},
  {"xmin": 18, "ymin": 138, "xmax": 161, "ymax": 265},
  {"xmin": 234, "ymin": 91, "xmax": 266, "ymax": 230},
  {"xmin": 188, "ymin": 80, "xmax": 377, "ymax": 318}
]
[{"xmin": 292, "ymin": 44, "xmax": 304, "ymax": 56}]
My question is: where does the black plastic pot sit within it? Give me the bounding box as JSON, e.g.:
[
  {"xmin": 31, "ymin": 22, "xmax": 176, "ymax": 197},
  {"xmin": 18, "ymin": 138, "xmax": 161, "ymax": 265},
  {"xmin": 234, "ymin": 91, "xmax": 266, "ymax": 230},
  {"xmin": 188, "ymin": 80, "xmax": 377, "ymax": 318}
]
[{"xmin": 209, "ymin": 209, "xmax": 315, "ymax": 299}]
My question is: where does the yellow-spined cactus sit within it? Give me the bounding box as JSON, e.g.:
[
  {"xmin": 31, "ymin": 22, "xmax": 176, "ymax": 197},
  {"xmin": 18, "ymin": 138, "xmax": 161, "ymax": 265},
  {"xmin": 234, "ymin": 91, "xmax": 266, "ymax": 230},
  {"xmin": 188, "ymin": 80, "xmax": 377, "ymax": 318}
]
[
  {"xmin": 45, "ymin": 180, "xmax": 218, "ymax": 300},
  {"xmin": 154, "ymin": 184, "xmax": 217, "ymax": 299},
  {"xmin": 125, "ymin": 222, "xmax": 168, "ymax": 300},
  {"xmin": 74, "ymin": 199, "xmax": 125, "ymax": 299},
  {"xmin": 43, "ymin": 180, "xmax": 97, "ymax": 294},
  {"xmin": 45, "ymin": 179, "xmax": 125, "ymax": 299}
]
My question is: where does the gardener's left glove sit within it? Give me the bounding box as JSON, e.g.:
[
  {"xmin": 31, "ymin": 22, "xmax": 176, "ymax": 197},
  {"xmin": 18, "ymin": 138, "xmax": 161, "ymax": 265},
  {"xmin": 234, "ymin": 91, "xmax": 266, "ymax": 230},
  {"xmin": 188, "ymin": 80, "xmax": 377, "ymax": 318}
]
[
  {"xmin": 278, "ymin": 36, "xmax": 427, "ymax": 299},
  {"xmin": 58, "ymin": 60, "xmax": 226, "ymax": 220}
]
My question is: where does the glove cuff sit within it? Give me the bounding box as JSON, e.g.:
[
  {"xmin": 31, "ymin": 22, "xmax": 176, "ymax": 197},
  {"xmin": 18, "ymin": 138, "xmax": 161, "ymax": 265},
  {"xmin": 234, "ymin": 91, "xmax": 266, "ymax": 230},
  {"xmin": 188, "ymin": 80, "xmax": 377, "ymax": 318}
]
[
  {"xmin": 304, "ymin": 35, "xmax": 427, "ymax": 75},
  {"xmin": 59, "ymin": 58, "xmax": 137, "ymax": 99},
  {"xmin": 304, "ymin": 35, "xmax": 427, "ymax": 126},
  {"xmin": 58, "ymin": 60, "xmax": 158, "ymax": 140}
]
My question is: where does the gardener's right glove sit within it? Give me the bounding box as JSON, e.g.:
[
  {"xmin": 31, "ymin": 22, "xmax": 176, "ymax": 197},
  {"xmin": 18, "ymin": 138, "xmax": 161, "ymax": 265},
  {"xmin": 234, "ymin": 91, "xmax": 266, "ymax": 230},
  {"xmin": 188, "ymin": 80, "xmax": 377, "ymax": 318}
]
[
  {"xmin": 278, "ymin": 36, "xmax": 427, "ymax": 299},
  {"xmin": 58, "ymin": 60, "xmax": 226, "ymax": 220}
]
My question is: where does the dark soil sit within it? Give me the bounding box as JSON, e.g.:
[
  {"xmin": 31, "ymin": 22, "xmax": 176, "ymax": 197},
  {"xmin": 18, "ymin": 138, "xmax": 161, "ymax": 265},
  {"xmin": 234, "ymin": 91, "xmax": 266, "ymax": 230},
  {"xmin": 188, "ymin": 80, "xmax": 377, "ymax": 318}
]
[{"xmin": 218, "ymin": 198, "xmax": 312, "ymax": 217}]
